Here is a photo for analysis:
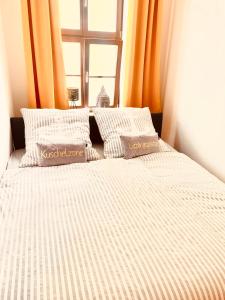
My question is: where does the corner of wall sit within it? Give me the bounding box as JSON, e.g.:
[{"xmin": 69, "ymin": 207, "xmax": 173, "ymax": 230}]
[
  {"xmin": 0, "ymin": 12, "xmax": 13, "ymax": 176},
  {"xmin": 0, "ymin": 0, "xmax": 28, "ymax": 117}
]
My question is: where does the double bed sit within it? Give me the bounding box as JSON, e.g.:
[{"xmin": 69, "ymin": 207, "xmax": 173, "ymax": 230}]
[{"xmin": 0, "ymin": 113, "xmax": 225, "ymax": 299}]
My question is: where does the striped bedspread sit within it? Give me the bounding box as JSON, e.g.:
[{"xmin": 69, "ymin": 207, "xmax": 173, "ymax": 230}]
[{"xmin": 0, "ymin": 151, "xmax": 225, "ymax": 299}]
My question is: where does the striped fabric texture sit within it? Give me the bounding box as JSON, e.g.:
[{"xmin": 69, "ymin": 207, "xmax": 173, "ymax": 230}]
[
  {"xmin": 20, "ymin": 108, "xmax": 99, "ymax": 167},
  {"xmin": 93, "ymin": 107, "xmax": 158, "ymax": 158},
  {"xmin": 1, "ymin": 151, "xmax": 225, "ymax": 299}
]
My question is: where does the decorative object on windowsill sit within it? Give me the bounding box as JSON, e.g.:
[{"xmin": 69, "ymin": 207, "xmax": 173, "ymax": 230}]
[
  {"xmin": 96, "ymin": 86, "xmax": 110, "ymax": 107},
  {"xmin": 68, "ymin": 87, "xmax": 79, "ymax": 108}
]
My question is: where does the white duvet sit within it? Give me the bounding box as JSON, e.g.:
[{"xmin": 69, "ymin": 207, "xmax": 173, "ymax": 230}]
[{"xmin": 0, "ymin": 150, "xmax": 225, "ymax": 299}]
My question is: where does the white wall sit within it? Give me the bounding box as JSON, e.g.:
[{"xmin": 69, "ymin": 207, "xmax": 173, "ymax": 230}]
[
  {"xmin": 0, "ymin": 0, "xmax": 28, "ymax": 175},
  {"xmin": 0, "ymin": 14, "xmax": 13, "ymax": 176},
  {"xmin": 162, "ymin": 0, "xmax": 225, "ymax": 182},
  {"xmin": 0, "ymin": 0, "xmax": 28, "ymax": 116}
]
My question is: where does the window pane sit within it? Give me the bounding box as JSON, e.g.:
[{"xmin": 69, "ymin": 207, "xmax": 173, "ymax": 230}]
[
  {"xmin": 88, "ymin": 78, "xmax": 115, "ymax": 106},
  {"xmin": 89, "ymin": 44, "xmax": 118, "ymax": 76},
  {"xmin": 66, "ymin": 76, "xmax": 82, "ymax": 107},
  {"xmin": 59, "ymin": 0, "xmax": 80, "ymax": 29},
  {"xmin": 88, "ymin": 0, "xmax": 117, "ymax": 32},
  {"xmin": 62, "ymin": 42, "xmax": 81, "ymax": 75}
]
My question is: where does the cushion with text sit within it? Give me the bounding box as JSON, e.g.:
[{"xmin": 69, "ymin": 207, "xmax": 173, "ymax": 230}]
[
  {"xmin": 120, "ymin": 134, "xmax": 159, "ymax": 159},
  {"xmin": 37, "ymin": 143, "xmax": 87, "ymax": 167}
]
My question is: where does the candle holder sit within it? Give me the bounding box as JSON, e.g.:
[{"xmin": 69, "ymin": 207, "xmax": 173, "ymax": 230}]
[{"xmin": 68, "ymin": 87, "xmax": 79, "ymax": 108}]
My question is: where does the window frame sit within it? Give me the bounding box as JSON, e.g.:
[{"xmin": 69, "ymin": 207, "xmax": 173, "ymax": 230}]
[
  {"xmin": 85, "ymin": 39, "xmax": 122, "ymax": 107},
  {"xmin": 61, "ymin": 0, "xmax": 123, "ymax": 107}
]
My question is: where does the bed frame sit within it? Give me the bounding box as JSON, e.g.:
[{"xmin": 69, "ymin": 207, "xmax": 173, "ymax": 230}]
[{"xmin": 10, "ymin": 113, "xmax": 163, "ymax": 150}]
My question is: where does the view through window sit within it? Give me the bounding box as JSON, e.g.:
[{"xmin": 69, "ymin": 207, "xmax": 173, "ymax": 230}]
[{"xmin": 59, "ymin": 0, "xmax": 124, "ymax": 107}]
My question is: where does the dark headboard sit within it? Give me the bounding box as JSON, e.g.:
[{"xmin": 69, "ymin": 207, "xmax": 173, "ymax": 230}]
[{"xmin": 10, "ymin": 113, "xmax": 163, "ymax": 150}]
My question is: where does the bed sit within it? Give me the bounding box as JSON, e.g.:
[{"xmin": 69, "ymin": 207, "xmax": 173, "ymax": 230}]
[{"xmin": 0, "ymin": 113, "xmax": 225, "ymax": 299}]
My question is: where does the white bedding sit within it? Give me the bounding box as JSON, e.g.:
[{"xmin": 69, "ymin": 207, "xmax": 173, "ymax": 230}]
[
  {"xmin": 1, "ymin": 149, "xmax": 225, "ymax": 299},
  {"xmin": 7, "ymin": 145, "xmax": 105, "ymax": 169},
  {"xmin": 7, "ymin": 149, "xmax": 26, "ymax": 169},
  {"xmin": 7, "ymin": 140, "xmax": 172, "ymax": 169}
]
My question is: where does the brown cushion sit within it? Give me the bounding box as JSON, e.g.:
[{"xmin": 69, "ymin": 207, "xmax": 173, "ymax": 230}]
[
  {"xmin": 37, "ymin": 143, "xmax": 87, "ymax": 167},
  {"xmin": 120, "ymin": 134, "xmax": 159, "ymax": 159}
]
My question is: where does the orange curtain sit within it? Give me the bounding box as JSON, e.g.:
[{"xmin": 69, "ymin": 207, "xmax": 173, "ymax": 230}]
[
  {"xmin": 122, "ymin": 0, "xmax": 163, "ymax": 112},
  {"xmin": 21, "ymin": 0, "xmax": 68, "ymax": 109}
]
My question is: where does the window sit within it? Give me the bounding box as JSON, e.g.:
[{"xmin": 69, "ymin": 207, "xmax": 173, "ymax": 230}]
[{"xmin": 59, "ymin": 0, "xmax": 123, "ymax": 108}]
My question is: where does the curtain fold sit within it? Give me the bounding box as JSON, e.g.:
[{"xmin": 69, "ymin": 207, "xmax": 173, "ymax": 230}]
[
  {"xmin": 21, "ymin": 0, "xmax": 68, "ymax": 109},
  {"xmin": 122, "ymin": 0, "xmax": 163, "ymax": 112}
]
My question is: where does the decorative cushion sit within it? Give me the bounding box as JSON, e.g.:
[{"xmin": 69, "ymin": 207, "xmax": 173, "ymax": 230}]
[
  {"xmin": 37, "ymin": 143, "xmax": 87, "ymax": 167},
  {"xmin": 20, "ymin": 108, "xmax": 99, "ymax": 167},
  {"xmin": 120, "ymin": 134, "xmax": 159, "ymax": 159},
  {"xmin": 93, "ymin": 107, "xmax": 156, "ymax": 158}
]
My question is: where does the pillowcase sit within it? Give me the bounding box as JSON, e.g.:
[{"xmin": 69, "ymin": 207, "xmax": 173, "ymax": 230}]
[
  {"xmin": 120, "ymin": 134, "xmax": 159, "ymax": 159},
  {"xmin": 37, "ymin": 143, "xmax": 87, "ymax": 167},
  {"xmin": 93, "ymin": 107, "xmax": 156, "ymax": 158},
  {"xmin": 20, "ymin": 108, "xmax": 99, "ymax": 167}
]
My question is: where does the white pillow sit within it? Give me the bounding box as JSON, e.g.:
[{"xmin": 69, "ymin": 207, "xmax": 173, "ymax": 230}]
[
  {"xmin": 93, "ymin": 107, "xmax": 156, "ymax": 158},
  {"xmin": 20, "ymin": 108, "xmax": 99, "ymax": 167}
]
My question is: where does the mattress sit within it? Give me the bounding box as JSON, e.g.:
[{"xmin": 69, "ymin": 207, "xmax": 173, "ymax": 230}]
[{"xmin": 1, "ymin": 150, "xmax": 225, "ymax": 299}]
